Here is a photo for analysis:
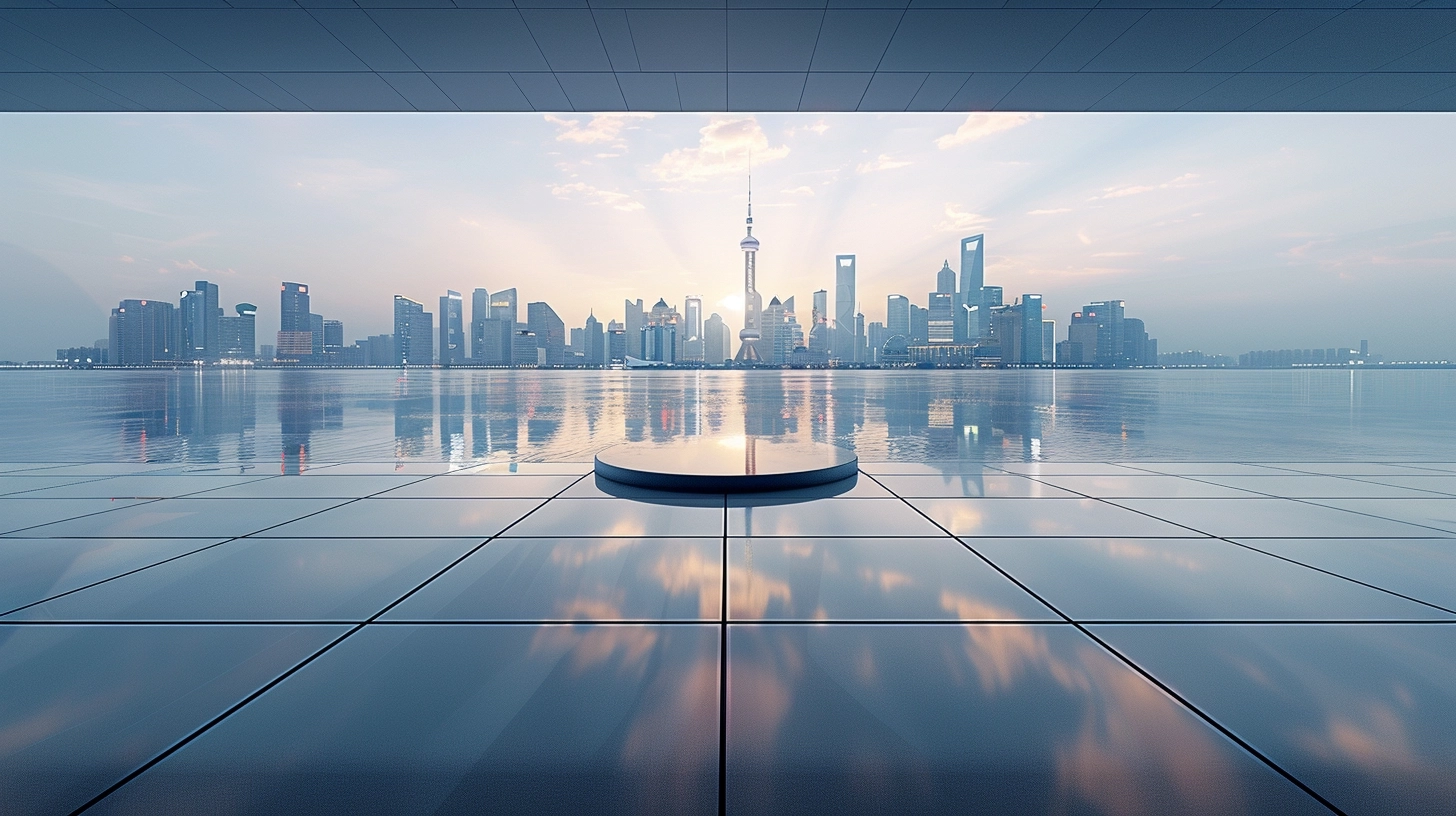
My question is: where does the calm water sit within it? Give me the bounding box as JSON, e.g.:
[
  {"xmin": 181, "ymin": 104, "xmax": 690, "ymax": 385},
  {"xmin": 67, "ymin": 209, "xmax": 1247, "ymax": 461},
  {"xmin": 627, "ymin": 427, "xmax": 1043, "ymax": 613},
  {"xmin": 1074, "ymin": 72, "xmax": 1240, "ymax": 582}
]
[{"xmin": 2, "ymin": 368, "xmax": 1455, "ymax": 465}]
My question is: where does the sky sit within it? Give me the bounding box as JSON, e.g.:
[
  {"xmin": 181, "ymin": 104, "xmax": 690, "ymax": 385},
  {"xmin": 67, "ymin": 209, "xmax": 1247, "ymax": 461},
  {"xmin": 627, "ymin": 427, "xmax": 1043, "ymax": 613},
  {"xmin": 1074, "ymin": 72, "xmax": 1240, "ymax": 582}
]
[{"xmin": 2, "ymin": 112, "xmax": 1455, "ymax": 362}]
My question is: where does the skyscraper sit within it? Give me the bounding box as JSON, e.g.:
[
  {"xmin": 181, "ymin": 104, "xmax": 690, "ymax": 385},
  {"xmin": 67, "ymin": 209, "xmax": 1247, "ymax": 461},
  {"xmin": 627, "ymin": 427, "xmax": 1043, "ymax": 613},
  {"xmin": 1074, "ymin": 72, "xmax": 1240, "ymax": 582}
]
[
  {"xmin": 584, "ymin": 312, "xmax": 605, "ymax": 366},
  {"xmin": 887, "ymin": 295, "xmax": 910, "ymax": 339},
  {"xmin": 220, "ymin": 303, "xmax": 256, "ymax": 359},
  {"xmin": 960, "ymin": 235, "xmax": 985, "ymax": 339},
  {"xmin": 1020, "ymin": 294, "xmax": 1045, "ymax": 364},
  {"xmin": 607, "ymin": 320, "xmax": 626, "ymax": 365},
  {"xmin": 734, "ymin": 177, "xmax": 763, "ymax": 364},
  {"xmin": 909, "ymin": 304, "xmax": 929, "ymax": 345},
  {"xmin": 527, "ymin": 301, "xmax": 565, "ymax": 365},
  {"xmin": 470, "ymin": 288, "xmax": 490, "ymax": 361},
  {"xmin": 323, "ymin": 320, "xmax": 344, "ymax": 351},
  {"xmin": 935, "ymin": 260, "xmax": 956, "ymax": 295},
  {"xmin": 179, "ymin": 280, "xmax": 220, "ymax": 362},
  {"xmin": 393, "ymin": 295, "xmax": 434, "ymax": 365},
  {"xmin": 684, "ymin": 296, "xmax": 702, "ymax": 344},
  {"xmin": 491, "ymin": 288, "xmax": 518, "ymax": 327},
  {"xmin": 763, "ymin": 296, "xmax": 786, "ymax": 364},
  {"xmin": 276, "ymin": 282, "xmax": 313, "ymax": 361},
  {"xmin": 309, "ymin": 313, "xmax": 324, "ymax": 356},
  {"xmin": 1083, "ymin": 300, "xmax": 1126, "ymax": 366},
  {"xmin": 704, "ymin": 313, "xmax": 729, "ymax": 364},
  {"xmin": 834, "ymin": 255, "xmax": 855, "ymax": 361},
  {"xmin": 812, "ymin": 289, "xmax": 828, "ymax": 328},
  {"xmin": 109, "ymin": 298, "xmax": 177, "ymax": 365},
  {"xmin": 439, "ymin": 290, "xmax": 465, "ymax": 365},
  {"xmin": 928, "ymin": 291, "xmax": 955, "ymax": 344},
  {"xmin": 624, "ymin": 298, "xmax": 644, "ymax": 359}
]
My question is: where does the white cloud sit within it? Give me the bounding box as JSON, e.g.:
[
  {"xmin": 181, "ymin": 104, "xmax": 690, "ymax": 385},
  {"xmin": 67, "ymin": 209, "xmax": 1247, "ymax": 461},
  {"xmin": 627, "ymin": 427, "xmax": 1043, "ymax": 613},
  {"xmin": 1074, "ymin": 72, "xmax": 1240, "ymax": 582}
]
[
  {"xmin": 550, "ymin": 181, "xmax": 644, "ymax": 212},
  {"xmin": 1092, "ymin": 173, "xmax": 1202, "ymax": 201},
  {"xmin": 936, "ymin": 114, "xmax": 1041, "ymax": 149},
  {"xmin": 856, "ymin": 154, "xmax": 912, "ymax": 174},
  {"xmin": 170, "ymin": 258, "xmax": 237, "ymax": 276},
  {"xmin": 937, "ymin": 204, "xmax": 992, "ymax": 233},
  {"xmin": 119, "ymin": 255, "xmax": 135, "ymax": 263},
  {"xmin": 652, "ymin": 117, "xmax": 790, "ymax": 183},
  {"xmin": 1092, "ymin": 251, "xmax": 1141, "ymax": 258},
  {"xmin": 544, "ymin": 114, "xmax": 654, "ymax": 145},
  {"xmin": 1077, "ymin": 229, "xmax": 1093, "ymax": 245},
  {"xmin": 781, "ymin": 186, "xmax": 815, "ymax": 196},
  {"xmin": 788, "ymin": 121, "xmax": 830, "ymax": 137},
  {"xmin": 1027, "ymin": 208, "xmax": 1071, "ymax": 216}
]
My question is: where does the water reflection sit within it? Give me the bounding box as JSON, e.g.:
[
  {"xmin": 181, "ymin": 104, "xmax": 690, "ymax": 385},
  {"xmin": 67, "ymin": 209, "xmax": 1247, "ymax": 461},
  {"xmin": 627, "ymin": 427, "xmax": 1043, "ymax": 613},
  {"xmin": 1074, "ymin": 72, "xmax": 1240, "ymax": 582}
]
[{"xmin": 3, "ymin": 369, "xmax": 1455, "ymax": 465}]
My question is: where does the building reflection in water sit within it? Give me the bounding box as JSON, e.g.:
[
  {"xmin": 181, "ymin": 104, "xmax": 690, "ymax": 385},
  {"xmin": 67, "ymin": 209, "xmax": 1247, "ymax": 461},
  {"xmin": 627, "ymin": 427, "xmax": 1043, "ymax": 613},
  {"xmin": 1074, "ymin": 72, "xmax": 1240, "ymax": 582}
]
[{"xmin": 23, "ymin": 369, "xmax": 1182, "ymax": 466}]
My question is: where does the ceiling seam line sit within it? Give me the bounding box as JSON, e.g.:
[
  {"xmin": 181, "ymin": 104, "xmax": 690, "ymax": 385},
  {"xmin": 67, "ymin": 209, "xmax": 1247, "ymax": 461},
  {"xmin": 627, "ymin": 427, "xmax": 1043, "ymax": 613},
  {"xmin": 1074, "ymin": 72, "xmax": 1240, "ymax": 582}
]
[
  {"xmin": 903, "ymin": 71, "xmax": 930, "ymax": 112},
  {"xmin": 357, "ymin": 10, "xmax": 459, "ymax": 110},
  {"xmin": 506, "ymin": 71, "xmax": 535, "ymax": 112},
  {"xmin": 1292, "ymin": 72, "xmax": 1378, "ymax": 111},
  {"xmin": 582, "ymin": 9, "xmax": 630, "ymax": 110},
  {"xmin": 178, "ymin": 71, "xmax": 279, "ymax": 111},
  {"xmin": 1027, "ymin": 8, "xmax": 1095, "ymax": 73},
  {"xmin": 0, "ymin": 42, "xmax": 46, "ymax": 72},
  {"xmin": 1243, "ymin": 8, "xmax": 1347, "ymax": 73},
  {"xmin": 257, "ymin": 72, "xmax": 311, "ymax": 111},
  {"xmin": 514, "ymin": 8, "xmax": 564, "ymax": 107},
  {"xmin": 621, "ymin": 10, "xmax": 644, "ymax": 78},
  {"xmin": 299, "ymin": 8, "xmax": 413, "ymax": 110},
  {"xmin": 990, "ymin": 71, "xmax": 1031, "ymax": 111},
  {"xmin": 1084, "ymin": 71, "xmax": 1135, "ymax": 111},
  {"xmin": 1188, "ymin": 8, "xmax": 1276, "ymax": 72},
  {"xmin": 1174, "ymin": 72, "xmax": 1241, "ymax": 111},
  {"xmin": 1398, "ymin": 73, "xmax": 1456, "ymax": 110},
  {"xmin": 0, "ymin": 14, "xmax": 105, "ymax": 71},
  {"xmin": 1370, "ymin": 20, "xmax": 1456, "ymax": 71},
  {"xmin": 939, "ymin": 73, "xmax": 973, "ymax": 112},
  {"xmin": 671, "ymin": 71, "xmax": 683, "ymax": 112},
  {"xmin": 855, "ymin": 4, "xmax": 908, "ymax": 111},
  {"xmin": 53, "ymin": 72, "xmax": 146, "ymax": 111},
  {"xmin": 795, "ymin": 8, "xmax": 827, "ymax": 111}
]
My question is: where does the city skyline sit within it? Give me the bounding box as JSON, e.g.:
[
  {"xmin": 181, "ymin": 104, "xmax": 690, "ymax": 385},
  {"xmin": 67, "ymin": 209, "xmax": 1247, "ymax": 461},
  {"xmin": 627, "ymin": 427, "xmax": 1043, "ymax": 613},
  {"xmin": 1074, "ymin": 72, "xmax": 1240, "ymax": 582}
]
[{"xmin": 3, "ymin": 113, "xmax": 1455, "ymax": 361}]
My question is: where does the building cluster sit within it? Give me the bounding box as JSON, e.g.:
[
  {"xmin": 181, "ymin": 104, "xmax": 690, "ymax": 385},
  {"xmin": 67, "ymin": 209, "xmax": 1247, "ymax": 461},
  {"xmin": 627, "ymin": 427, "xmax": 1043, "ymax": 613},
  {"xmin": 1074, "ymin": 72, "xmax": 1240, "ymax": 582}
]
[{"xmin": 70, "ymin": 281, "xmax": 260, "ymax": 366}]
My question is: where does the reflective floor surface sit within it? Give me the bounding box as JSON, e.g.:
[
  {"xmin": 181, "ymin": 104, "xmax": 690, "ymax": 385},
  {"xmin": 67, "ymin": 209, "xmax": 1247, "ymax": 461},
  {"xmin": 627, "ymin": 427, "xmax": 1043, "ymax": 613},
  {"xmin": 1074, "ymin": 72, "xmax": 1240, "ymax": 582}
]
[{"xmin": 3, "ymin": 460, "xmax": 1456, "ymax": 814}]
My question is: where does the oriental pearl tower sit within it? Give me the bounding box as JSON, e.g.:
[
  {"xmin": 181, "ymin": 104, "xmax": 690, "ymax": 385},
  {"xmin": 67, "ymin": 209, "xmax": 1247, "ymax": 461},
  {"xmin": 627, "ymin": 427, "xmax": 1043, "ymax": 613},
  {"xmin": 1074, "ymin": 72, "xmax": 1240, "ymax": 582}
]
[{"xmin": 733, "ymin": 173, "xmax": 763, "ymax": 364}]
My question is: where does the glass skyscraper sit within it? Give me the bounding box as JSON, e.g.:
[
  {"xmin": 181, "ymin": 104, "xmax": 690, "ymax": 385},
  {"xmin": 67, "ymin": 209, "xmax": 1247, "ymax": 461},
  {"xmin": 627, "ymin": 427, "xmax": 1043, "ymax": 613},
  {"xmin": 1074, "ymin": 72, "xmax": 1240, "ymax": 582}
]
[
  {"xmin": 834, "ymin": 255, "xmax": 855, "ymax": 362},
  {"xmin": 439, "ymin": 290, "xmax": 464, "ymax": 365}
]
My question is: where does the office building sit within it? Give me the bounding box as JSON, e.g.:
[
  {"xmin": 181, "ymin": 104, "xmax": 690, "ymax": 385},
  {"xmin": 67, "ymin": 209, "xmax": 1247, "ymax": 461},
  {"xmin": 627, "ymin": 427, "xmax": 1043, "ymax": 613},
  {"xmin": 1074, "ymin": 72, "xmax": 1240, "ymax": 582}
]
[
  {"xmin": 1064, "ymin": 310, "xmax": 1101, "ymax": 365},
  {"xmin": 928, "ymin": 291, "xmax": 955, "ymax": 344},
  {"xmin": 887, "ymin": 295, "xmax": 910, "ymax": 339},
  {"xmin": 1081, "ymin": 300, "xmax": 1127, "ymax": 366},
  {"xmin": 512, "ymin": 330, "xmax": 539, "ymax": 366},
  {"xmin": 855, "ymin": 312, "xmax": 867, "ymax": 363},
  {"xmin": 812, "ymin": 289, "xmax": 828, "ymax": 328},
  {"xmin": 909, "ymin": 304, "xmax": 929, "ymax": 345},
  {"xmin": 1123, "ymin": 318, "xmax": 1156, "ymax": 366},
  {"xmin": 684, "ymin": 296, "xmax": 702, "ymax": 345},
  {"xmin": 608, "ymin": 320, "xmax": 626, "ymax": 365},
  {"xmin": 109, "ymin": 298, "xmax": 177, "ymax": 365},
  {"xmin": 704, "ymin": 313, "xmax": 730, "ymax": 364},
  {"xmin": 323, "ymin": 320, "xmax": 344, "ymax": 352},
  {"xmin": 179, "ymin": 280, "xmax": 220, "ymax": 362},
  {"xmin": 470, "ymin": 288, "xmax": 490, "ymax": 361},
  {"xmin": 1043, "ymin": 320, "xmax": 1056, "ymax": 364},
  {"xmin": 583, "ymin": 313, "xmax": 605, "ymax": 366},
  {"xmin": 393, "ymin": 295, "xmax": 434, "ymax": 365},
  {"xmin": 643, "ymin": 323, "xmax": 677, "ymax": 364},
  {"xmin": 491, "ymin": 288, "xmax": 518, "ymax": 327},
  {"xmin": 279, "ymin": 282, "xmax": 309, "ymax": 333},
  {"xmin": 935, "ymin": 260, "xmax": 955, "ymax": 295},
  {"xmin": 834, "ymin": 255, "xmax": 855, "ymax": 361},
  {"xmin": 1020, "ymin": 294, "xmax": 1045, "ymax": 364},
  {"xmin": 309, "ymin": 313, "xmax": 324, "ymax": 356},
  {"xmin": 868, "ymin": 321, "xmax": 887, "ymax": 364},
  {"xmin": 438, "ymin": 290, "xmax": 465, "ymax": 365},
  {"xmin": 527, "ymin": 302, "xmax": 565, "ymax": 365},
  {"xmin": 361, "ymin": 334, "xmax": 394, "ymax": 366},
  {"xmin": 219, "ymin": 303, "xmax": 256, "ymax": 359}
]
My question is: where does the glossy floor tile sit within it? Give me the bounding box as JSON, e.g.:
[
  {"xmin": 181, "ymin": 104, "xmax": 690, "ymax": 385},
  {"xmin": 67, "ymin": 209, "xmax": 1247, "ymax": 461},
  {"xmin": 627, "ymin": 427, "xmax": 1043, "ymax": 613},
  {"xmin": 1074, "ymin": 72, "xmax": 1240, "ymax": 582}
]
[
  {"xmin": 1108, "ymin": 498, "xmax": 1445, "ymax": 538},
  {"xmin": 13, "ymin": 474, "xmax": 274, "ymax": 499},
  {"xmin": 6, "ymin": 538, "xmax": 478, "ymax": 622},
  {"xmin": 1233, "ymin": 538, "xmax": 1456, "ymax": 611},
  {"xmin": 89, "ymin": 624, "xmax": 720, "ymax": 816},
  {"xmin": 993, "ymin": 462, "xmax": 1146, "ymax": 476},
  {"xmin": 1190, "ymin": 475, "xmax": 1450, "ymax": 499},
  {"xmin": 726, "ymin": 624, "xmax": 1329, "ymax": 815},
  {"xmin": 1094, "ymin": 623, "xmax": 1456, "ymax": 816},
  {"xmin": 1124, "ymin": 463, "xmax": 1286, "ymax": 475},
  {"xmin": 0, "ymin": 475, "xmax": 115, "ymax": 496},
  {"xmin": 1261, "ymin": 463, "xmax": 1437, "ymax": 476},
  {"xmin": 728, "ymin": 537, "xmax": 1057, "ymax": 621},
  {"xmin": 0, "ymin": 624, "xmax": 346, "ymax": 816},
  {"xmin": 1335, "ymin": 475, "xmax": 1456, "ymax": 496},
  {"xmin": 911, "ymin": 497, "xmax": 1199, "ymax": 537},
  {"xmin": 505, "ymin": 498, "xmax": 724, "ymax": 538},
  {"xmin": 1302, "ymin": 498, "xmax": 1456, "ymax": 534},
  {"xmin": 0, "ymin": 498, "xmax": 152, "ymax": 536},
  {"xmin": 384, "ymin": 538, "xmax": 722, "ymax": 621},
  {"xmin": 377, "ymin": 474, "xmax": 580, "ymax": 499},
  {"xmin": 969, "ymin": 538, "xmax": 1450, "ymax": 621},
  {"xmin": 197, "ymin": 474, "xmax": 429, "ymax": 499},
  {"xmin": 0, "ymin": 538, "xmax": 226, "ymax": 614},
  {"xmin": 1019, "ymin": 474, "xmax": 1259, "ymax": 498},
  {"xmin": 870, "ymin": 473, "xmax": 1079, "ymax": 498},
  {"xmin": 255, "ymin": 498, "xmax": 543, "ymax": 538},
  {"xmin": 15, "ymin": 498, "xmax": 350, "ymax": 538},
  {"xmin": 728, "ymin": 499, "xmax": 946, "ymax": 537}
]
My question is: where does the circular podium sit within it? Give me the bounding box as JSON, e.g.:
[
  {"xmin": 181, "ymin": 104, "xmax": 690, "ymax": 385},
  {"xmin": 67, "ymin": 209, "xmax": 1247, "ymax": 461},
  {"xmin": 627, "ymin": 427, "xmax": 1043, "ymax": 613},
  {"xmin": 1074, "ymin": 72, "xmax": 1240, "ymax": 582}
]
[{"xmin": 594, "ymin": 437, "xmax": 858, "ymax": 493}]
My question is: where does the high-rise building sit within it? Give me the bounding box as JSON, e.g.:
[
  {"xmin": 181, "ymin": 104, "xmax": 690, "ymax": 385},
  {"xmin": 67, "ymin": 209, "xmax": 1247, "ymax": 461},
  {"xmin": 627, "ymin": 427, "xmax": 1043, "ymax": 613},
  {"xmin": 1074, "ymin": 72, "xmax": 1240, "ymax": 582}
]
[
  {"xmin": 704, "ymin": 313, "xmax": 729, "ymax": 364},
  {"xmin": 1042, "ymin": 320, "xmax": 1056, "ymax": 364},
  {"xmin": 928, "ymin": 291, "xmax": 955, "ymax": 344},
  {"xmin": 734, "ymin": 177, "xmax": 763, "ymax": 364},
  {"xmin": 309, "ymin": 313, "xmax": 324, "ymax": 356},
  {"xmin": 909, "ymin": 304, "xmax": 929, "ymax": 345},
  {"xmin": 624, "ymin": 298, "xmax": 644, "ymax": 359},
  {"xmin": 512, "ymin": 330, "xmax": 538, "ymax": 366},
  {"xmin": 109, "ymin": 298, "xmax": 177, "ymax": 365},
  {"xmin": 867, "ymin": 321, "xmax": 887, "ymax": 364},
  {"xmin": 887, "ymin": 295, "xmax": 910, "ymax": 339},
  {"xmin": 935, "ymin": 260, "xmax": 956, "ymax": 295},
  {"xmin": 179, "ymin": 280, "xmax": 220, "ymax": 361},
  {"xmin": 812, "ymin": 289, "xmax": 828, "ymax": 327},
  {"xmin": 491, "ymin": 288, "xmax": 518, "ymax": 327},
  {"xmin": 219, "ymin": 303, "xmax": 256, "ymax": 359},
  {"xmin": 643, "ymin": 323, "xmax": 677, "ymax": 364},
  {"xmin": 763, "ymin": 297, "xmax": 786, "ymax": 364},
  {"xmin": 323, "ymin": 320, "xmax": 344, "ymax": 351},
  {"xmin": 393, "ymin": 295, "xmax": 434, "ymax": 365},
  {"xmin": 684, "ymin": 296, "xmax": 702, "ymax": 344},
  {"xmin": 1020, "ymin": 294, "xmax": 1045, "ymax": 363},
  {"xmin": 280, "ymin": 282, "xmax": 309, "ymax": 332},
  {"xmin": 607, "ymin": 320, "xmax": 626, "ymax": 365},
  {"xmin": 439, "ymin": 290, "xmax": 465, "ymax": 365},
  {"xmin": 584, "ymin": 312, "xmax": 605, "ymax": 366},
  {"xmin": 1082, "ymin": 300, "xmax": 1126, "ymax": 366},
  {"xmin": 834, "ymin": 255, "xmax": 856, "ymax": 361},
  {"xmin": 527, "ymin": 301, "xmax": 565, "ymax": 365},
  {"xmin": 1066, "ymin": 310, "xmax": 1100, "ymax": 365},
  {"xmin": 960, "ymin": 235, "xmax": 985, "ymax": 339},
  {"xmin": 362, "ymin": 334, "xmax": 394, "ymax": 366},
  {"xmin": 855, "ymin": 311, "xmax": 867, "ymax": 363},
  {"xmin": 470, "ymin": 288, "xmax": 490, "ymax": 361},
  {"xmin": 1123, "ymin": 317, "xmax": 1154, "ymax": 366}
]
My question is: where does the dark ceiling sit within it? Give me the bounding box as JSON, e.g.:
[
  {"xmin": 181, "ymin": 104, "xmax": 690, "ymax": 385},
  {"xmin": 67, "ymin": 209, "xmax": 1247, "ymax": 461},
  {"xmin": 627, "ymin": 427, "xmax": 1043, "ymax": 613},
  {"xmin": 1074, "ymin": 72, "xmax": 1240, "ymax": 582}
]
[{"xmin": 1, "ymin": 3, "xmax": 1454, "ymax": 112}]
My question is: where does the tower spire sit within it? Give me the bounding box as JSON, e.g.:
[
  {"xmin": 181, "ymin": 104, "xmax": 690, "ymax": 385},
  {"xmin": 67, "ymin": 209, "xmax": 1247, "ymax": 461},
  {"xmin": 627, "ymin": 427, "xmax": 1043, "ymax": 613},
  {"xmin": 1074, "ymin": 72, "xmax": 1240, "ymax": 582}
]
[{"xmin": 746, "ymin": 156, "xmax": 753, "ymax": 234}]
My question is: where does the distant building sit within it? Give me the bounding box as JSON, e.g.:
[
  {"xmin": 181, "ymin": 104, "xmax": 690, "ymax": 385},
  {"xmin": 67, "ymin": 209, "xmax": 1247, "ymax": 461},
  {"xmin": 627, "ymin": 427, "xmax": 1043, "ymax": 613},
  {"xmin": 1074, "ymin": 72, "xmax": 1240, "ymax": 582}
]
[
  {"xmin": 57, "ymin": 345, "xmax": 107, "ymax": 365},
  {"xmin": 438, "ymin": 290, "xmax": 465, "ymax": 365},
  {"xmin": 219, "ymin": 303, "xmax": 256, "ymax": 359},
  {"xmin": 360, "ymin": 334, "xmax": 394, "ymax": 366},
  {"xmin": 811, "ymin": 289, "xmax": 828, "ymax": 329},
  {"xmin": 909, "ymin": 304, "xmax": 929, "ymax": 345},
  {"xmin": 511, "ymin": 330, "xmax": 539, "ymax": 366},
  {"xmin": 868, "ymin": 321, "xmax": 887, "ymax": 364},
  {"xmin": 1042, "ymin": 320, "xmax": 1056, "ymax": 364},
  {"xmin": 470, "ymin": 288, "xmax": 490, "ymax": 362},
  {"xmin": 393, "ymin": 295, "xmax": 434, "ymax": 365},
  {"xmin": 179, "ymin": 280, "xmax": 220, "ymax": 362},
  {"xmin": 704, "ymin": 313, "xmax": 730, "ymax": 364},
  {"xmin": 323, "ymin": 320, "xmax": 344, "ymax": 351},
  {"xmin": 887, "ymin": 295, "xmax": 910, "ymax": 339},
  {"xmin": 1082, "ymin": 300, "xmax": 1126, "ymax": 365},
  {"xmin": 928, "ymin": 291, "xmax": 955, "ymax": 344},
  {"xmin": 584, "ymin": 313, "xmax": 606, "ymax": 366},
  {"xmin": 960, "ymin": 235, "xmax": 985, "ymax": 340},
  {"xmin": 624, "ymin": 298, "xmax": 644, "ymax": 360},
  {"xmin": 1123, "ymin": 318, "xmax": 1156, "ymax": 366},
  {"xmin": 608, "ymin": 320, "xmax": 627, "ymax": 365},
  {"xmin": 110, "ymin": 298, "xmax": 177, "ymax": 365},
  {"xmin": 834, "ymin": 255, "xmax": 855, "ymax": 361},
  {"xmin": 527, "ymin": 301, "xmax": 565, "ymax": 365},
  {"xmin": 309, "ymin": 313, "xmax": 324, "ymax": 356},
  {"xmin": 642, "ymin": 323, "xmax": 676, "ymax": 364}
]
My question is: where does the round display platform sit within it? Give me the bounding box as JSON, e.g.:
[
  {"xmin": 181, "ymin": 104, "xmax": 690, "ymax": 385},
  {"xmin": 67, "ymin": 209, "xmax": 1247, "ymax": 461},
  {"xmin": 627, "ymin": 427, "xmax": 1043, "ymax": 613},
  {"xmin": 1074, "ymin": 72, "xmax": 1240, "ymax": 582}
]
[{"xmin": 594, "ymin": 437, "xmax": 858, "ymax": 493}]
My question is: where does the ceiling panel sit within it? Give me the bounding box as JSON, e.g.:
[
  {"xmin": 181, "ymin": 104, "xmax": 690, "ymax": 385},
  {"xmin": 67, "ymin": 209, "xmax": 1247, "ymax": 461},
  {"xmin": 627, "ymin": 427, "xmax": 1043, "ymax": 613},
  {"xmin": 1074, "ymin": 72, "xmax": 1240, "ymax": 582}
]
[
  {"xmin": 224, "ymin": 71, "xmax": 308, "ymax": 109},
  {"xmin": 858, "ymin": 70, "xmax": 926, "ymax": 109},
  {"xmin": 311, "ymin": 10, "xmax": 420, "ymax": 73},
  {"xmin": 0, "ymin": 16, "xmax": 101, "ymax": 71},
  {"xmin": 511, "ymin": 71, "xmax": 572, "ymax": 109},
  {"xmin": 592, "ymin": 10, "xmax": 642, "ymax": 72},
  {"xmin": 0, "ymin": 71, "xmax": 123, "ymax": 108},
  {"xmin": 727, "ymin": 10, "xmax": 822, "ymax": 71},
  {"xmin": 1032, "ymin": 10, "xmax": 1146, "ymax": 72},
  {"xmin": 1296, "ymin": 71, "xmax": 1456, "ymax": 108},
  {"xmin": 82, "ymin": 71, "xmax": 222, "ymax": 110},
  {"xmin": 798, "ymin": 70, "xmax": 872, "ymax": 108},
  {"xmin": 1084, "ymin": 10, "xmax": 1272, "ymax": 72},
  {"xmin": 1, "ymin": 10, "xmax": 212, "ymax": 71},
  {"xmin": 809, "ymin": 11, "xmax": 902, "ymax": 72},
  {"xmin": 522, "ymin": 10, "xmax": 615, "ymax": 72},
  {"xmin": 675, "ymin": 71, "xmax": 727, "ymax": 107},
  {"xmin": 629, "ymin": 10, "xmax": 727, "ymax": 71},
  {"xmin": 170, "ymin": 71, "xmax": 276, "ymax": 110},
  {"xmin": 994, "ymin": 70, "xmax": 1132, "ymax": 109},
  {"xmin": 1251, "ymin": 10, "xmax": 1456, "ymax": 71},
  {"xmin": 946, "ymin": 71, "xmax": 1022, "ymax": 107},
  {"xmin": 1189, "ymin": 10, "xmax": 1340, "ymax": 72},
  {"xmin": 879, "ymin": 11, "xmax": 1087, "ymax": 72},
  {"xmin": 1177, "ymin": 70, "xmax": 1304, "ymax": 109},
  {"xmin": 1246, "ymin": 71, "xmax": 1358, "ymax": 107},
  {"xmin": 728, "ymin": 71, "xmax": 806, "ymax": 109},
  {"xmin": 557, "ymin": 71, "xmax": 629, "ymax": 110},
  {"xmin": 380, "ymin": 71, "xmax": 460, "ymax": 110},
  {"xmin": 617, "ymin": 71, "xmax": 680, "ymax": 109},
  {"xmin": 267, "ymin": 71, "xmax": 412, "ymax": 111},
  {"xmin": 1088, "ymin": 71, "xmax": 1231, "ymax": 109},
  {"xmin": 369, "ymin": 10, "xmax": 550, "ymax": 72},
  {"xmin": 129, "ymin": 10, "xmax": 368, "ymax": 72},
  {"xmin": 429, "ymin": 71, "xmax": 533, "ymax": 109},
  {"xmin": 906, "ymin": 71, "xmax": 970, "ymax": 109}
]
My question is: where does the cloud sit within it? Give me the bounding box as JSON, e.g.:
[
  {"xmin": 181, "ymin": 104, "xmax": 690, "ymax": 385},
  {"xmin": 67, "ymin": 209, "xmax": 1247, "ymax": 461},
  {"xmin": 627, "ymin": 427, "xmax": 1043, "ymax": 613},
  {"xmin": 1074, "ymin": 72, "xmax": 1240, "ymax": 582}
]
[
  {"xmin": 1092, "ymin": 173, "xmax": 1202, "ymax": 201},
  {"xmin": 781, "ymin": 186, "xmax": 814, "ymax": 196},
  {"xmin": 856, "ymin": 154, "xmax": 912, "ymax": 174},
  {"xmin": 550, "ymin": 181, "xmax": 644, "ymax": 212},
  {"xmin": 1092, "ymin": 251, "xmax": 1141, "ymax": 258},
  {"xmin": 1078, "ymin": 229, "xmax": 1093, "ymax": 245},
  {"xmin": 936, "ymin": 114, "xmax": 1041, "ymax": 149},
  {"xmin": 544, "ymin": 114, "xmax": 653, "ymax": 145},
  {"xmin": 1027, "ymin": 208, "xmax": 1071, "ymax": 216},
  {"xmin": 119, "ymin": 255, "xmax": 135, "ymax": 263},
  {"xmin": 652, "ymin": 118, "xmax": 790, "ymax": 183},
  {"xmin": 788, "ymin": 121, "xmax": 830, "ymax": 137},
  {"xmin": 170, "ymin": 258, "xmax": 236, "ymax": 276},
  {"xmin": 937, "ymin": 204, "xmax": 992, "ymax": 233}
]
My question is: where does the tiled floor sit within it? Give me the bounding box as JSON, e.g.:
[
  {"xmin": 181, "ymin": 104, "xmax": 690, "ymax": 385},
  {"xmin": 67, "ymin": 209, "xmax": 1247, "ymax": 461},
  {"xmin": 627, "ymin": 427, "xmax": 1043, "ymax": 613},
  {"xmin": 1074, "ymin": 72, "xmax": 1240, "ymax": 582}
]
[{"xmin": 2, "ymin": 461, "xmax": 1455, "ymax": 814}]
